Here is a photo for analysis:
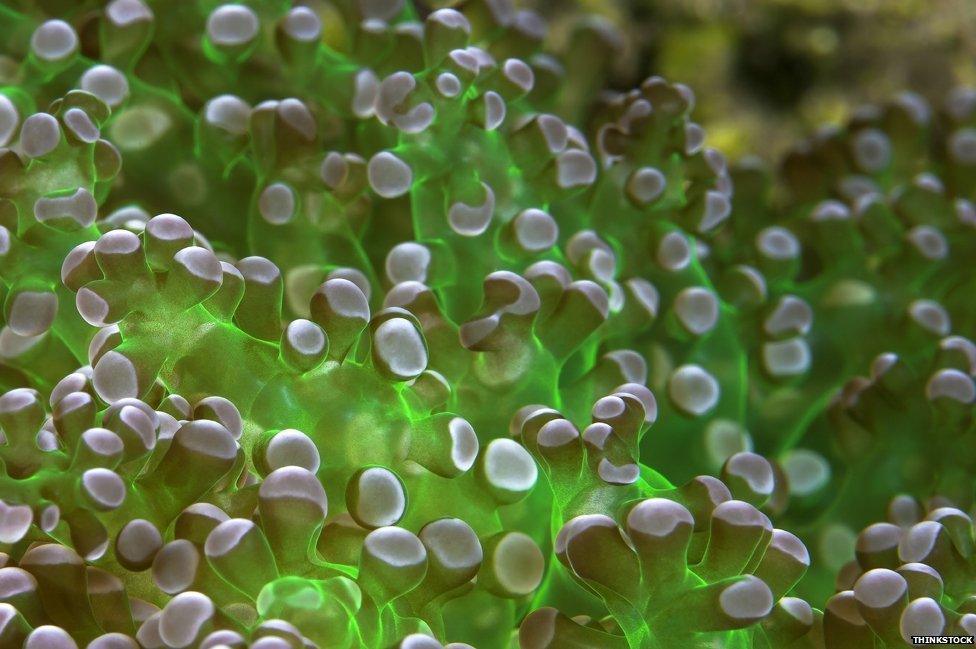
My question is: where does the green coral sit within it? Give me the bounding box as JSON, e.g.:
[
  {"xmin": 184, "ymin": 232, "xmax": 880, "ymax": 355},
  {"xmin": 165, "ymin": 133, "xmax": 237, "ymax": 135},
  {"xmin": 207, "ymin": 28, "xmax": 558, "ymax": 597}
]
[{"xmin": 0, "ymin": 0, "xmax": 974, "ymax": 648}]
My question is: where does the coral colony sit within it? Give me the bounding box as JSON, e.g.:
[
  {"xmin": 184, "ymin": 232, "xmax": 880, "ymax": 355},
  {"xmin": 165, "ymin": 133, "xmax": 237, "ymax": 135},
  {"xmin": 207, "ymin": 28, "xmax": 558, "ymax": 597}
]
[{"xmin": 0, "ymin": 0, "xmax": 976, "ymax": 647}]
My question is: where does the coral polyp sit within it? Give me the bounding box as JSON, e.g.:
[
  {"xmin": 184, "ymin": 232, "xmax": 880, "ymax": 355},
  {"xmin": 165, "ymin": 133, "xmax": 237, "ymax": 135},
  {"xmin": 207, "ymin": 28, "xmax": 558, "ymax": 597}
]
[{"xmin": 0, "ymin": 0, "xmax": 974, "ymax": 647}]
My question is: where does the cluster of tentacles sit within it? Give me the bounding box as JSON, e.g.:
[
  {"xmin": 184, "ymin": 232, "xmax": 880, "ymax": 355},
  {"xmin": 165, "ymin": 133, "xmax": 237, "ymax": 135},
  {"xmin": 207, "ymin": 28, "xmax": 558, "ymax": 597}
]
[{"xmin": 0, "ymin": 0, "xmax": 975, "ymax": 647}]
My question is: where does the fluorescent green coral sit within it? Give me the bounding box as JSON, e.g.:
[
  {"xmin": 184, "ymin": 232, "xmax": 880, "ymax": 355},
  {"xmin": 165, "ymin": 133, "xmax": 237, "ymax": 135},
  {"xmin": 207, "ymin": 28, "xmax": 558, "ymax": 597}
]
[{"xmin": 0, "ymin": 1, "xmax": 974, "ymax": 648}]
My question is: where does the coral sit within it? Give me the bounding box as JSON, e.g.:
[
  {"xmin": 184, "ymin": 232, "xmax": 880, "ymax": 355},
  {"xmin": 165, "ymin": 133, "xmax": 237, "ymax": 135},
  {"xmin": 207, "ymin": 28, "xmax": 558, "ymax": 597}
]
[
  {"xmin": 703, "ymin": 90, "xmax": 976, "ymax": 605},
  {"xmin": 0, "ymin": 0, "xmax": 973, "ymax": 648},
  {"xmin": 821, "ymin": 493, "xmax": 976, "ymax": 646}
]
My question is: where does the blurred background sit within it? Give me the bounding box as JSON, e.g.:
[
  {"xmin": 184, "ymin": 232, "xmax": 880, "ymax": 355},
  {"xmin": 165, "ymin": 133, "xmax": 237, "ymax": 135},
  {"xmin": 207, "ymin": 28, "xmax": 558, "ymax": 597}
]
[{"xmin": 531, "ymin": 0, "xmax": 976, "ymax": 161}]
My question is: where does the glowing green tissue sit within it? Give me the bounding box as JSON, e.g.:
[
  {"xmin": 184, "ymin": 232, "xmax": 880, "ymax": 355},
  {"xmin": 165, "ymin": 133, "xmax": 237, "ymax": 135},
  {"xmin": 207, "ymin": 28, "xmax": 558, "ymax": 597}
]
[{"xmin": 0, "ymin": 0, "xmax": 975, "ymax": 648}]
